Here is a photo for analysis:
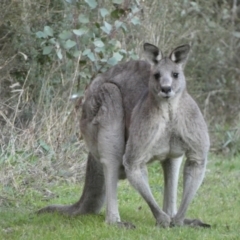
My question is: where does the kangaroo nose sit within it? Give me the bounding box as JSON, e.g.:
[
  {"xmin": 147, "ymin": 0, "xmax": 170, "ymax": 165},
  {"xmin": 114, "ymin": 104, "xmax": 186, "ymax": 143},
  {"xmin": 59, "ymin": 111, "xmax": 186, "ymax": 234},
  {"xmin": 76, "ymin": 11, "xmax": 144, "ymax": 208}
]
[{"xmin": 161, "ymin": 86, "xmax": 171, "ymax": 94}]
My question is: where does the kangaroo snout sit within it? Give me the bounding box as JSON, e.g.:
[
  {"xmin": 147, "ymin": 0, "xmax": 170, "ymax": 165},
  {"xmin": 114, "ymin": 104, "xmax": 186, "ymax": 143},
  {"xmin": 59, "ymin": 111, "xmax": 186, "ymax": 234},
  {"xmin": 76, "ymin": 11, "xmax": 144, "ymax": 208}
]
[{"xmin": 161, "ymin": 86, "xmax": 172, "ymax": 94}]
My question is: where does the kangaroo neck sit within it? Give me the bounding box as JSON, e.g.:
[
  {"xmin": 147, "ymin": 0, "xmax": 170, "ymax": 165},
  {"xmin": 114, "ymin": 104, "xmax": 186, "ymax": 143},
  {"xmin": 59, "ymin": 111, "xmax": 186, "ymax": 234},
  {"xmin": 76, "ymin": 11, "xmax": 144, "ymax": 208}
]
[{"xmin": 148, "ymin": 91, "xmax": 183, "ymax": 122}]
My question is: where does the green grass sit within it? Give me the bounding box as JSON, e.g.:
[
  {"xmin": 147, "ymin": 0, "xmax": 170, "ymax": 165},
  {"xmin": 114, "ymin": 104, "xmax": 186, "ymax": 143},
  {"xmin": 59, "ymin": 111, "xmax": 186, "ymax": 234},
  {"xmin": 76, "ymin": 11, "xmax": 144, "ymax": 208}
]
[{"xmin": 1, "ymin": 154, "xmax": 240, "ymax": 240}]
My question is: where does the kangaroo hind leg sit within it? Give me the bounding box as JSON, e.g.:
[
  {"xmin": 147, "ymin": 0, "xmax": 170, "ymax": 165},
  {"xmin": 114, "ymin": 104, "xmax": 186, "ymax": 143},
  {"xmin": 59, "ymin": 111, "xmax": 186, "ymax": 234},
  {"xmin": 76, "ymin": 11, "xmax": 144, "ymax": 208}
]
[
  {"xmin": 161, "ymin": 157, "xmax": 183, "ymax": 218},
  {"xmin": 172, "ymin": 154, "xmax": 210, "ymax": 228},
  {"xmin": 96, "ymin": 83, "xmax": 134, "ymax": 229}
]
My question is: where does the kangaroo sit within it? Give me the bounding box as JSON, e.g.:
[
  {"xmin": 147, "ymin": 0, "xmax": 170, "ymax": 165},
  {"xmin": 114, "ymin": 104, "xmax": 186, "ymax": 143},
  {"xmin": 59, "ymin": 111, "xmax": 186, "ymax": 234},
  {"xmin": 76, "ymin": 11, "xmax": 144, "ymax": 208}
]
[{"xmin": 38, "ymin": 43, "xmax": 210, "ymax": 229}]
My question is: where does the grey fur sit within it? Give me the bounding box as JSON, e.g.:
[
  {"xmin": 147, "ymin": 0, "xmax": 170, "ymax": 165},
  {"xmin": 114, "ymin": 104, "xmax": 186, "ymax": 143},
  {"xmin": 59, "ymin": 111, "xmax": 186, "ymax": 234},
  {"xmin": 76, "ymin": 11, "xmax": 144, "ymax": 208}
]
[{"xmin": 38, "ymin": 43, "xmax": 210, "ymax": 228}]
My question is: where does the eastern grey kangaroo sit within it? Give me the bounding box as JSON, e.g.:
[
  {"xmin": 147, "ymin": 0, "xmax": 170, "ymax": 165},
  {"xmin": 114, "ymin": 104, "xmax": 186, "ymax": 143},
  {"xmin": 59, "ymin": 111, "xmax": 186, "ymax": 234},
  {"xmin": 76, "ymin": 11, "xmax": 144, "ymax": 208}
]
[{"xmin": 38, "ymin": 43, "xmax": 210, "ymax": 228}]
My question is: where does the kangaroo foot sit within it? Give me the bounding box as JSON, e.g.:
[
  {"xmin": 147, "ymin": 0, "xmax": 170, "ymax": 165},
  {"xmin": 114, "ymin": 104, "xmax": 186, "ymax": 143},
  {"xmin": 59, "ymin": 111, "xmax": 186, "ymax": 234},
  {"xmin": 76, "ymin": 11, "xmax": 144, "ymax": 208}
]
[
  {"xmin": 170, "ymin": 218, "xmax": 211, "ymax": 228},
  {"xmin": 183, "ymin": 218, "xmax": 211, "ymax": 228},
  {"xmin": 155, "ymin": 213, "xmax": 171, "ymax": 228}
]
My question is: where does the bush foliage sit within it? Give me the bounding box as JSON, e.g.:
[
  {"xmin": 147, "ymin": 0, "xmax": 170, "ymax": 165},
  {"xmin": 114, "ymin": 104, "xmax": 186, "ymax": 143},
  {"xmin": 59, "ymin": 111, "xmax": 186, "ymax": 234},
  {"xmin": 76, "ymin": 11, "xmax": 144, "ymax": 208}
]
[{"xmin": 0, "ymin": 0, "xmax": 240, "ymax": 188}]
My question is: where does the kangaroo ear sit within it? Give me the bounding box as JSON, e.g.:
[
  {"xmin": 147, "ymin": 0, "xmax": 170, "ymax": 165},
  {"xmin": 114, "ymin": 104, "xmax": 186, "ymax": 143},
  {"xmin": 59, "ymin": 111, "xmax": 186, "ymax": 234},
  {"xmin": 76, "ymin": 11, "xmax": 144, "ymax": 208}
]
[
  {"xmin": 169, "ymin": 44, "xmax": 190, "ymax": 66},
  {"xmin": 143, "ymin": 43, "xmax": 162, "ymax": 65}
]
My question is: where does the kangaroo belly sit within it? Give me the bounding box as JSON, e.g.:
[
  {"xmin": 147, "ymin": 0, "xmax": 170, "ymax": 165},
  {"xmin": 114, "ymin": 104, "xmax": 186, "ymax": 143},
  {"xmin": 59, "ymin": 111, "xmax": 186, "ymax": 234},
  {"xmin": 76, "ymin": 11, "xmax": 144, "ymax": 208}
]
[{"xmin": 151, "ymin": 133, "xmax": 185, "ymax": 161}]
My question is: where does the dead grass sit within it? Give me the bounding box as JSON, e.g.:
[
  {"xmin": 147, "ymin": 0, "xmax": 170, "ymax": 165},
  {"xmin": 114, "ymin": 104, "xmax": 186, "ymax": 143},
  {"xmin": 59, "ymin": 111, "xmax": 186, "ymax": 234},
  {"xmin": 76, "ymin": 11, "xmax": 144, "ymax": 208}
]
[
  {"xmin": 1, "ymin": 0, "xmax": 240, "ymax": 214},
  {"xmin": 0, "ymin": 93, "xmax": 88, "ymax": 202}
]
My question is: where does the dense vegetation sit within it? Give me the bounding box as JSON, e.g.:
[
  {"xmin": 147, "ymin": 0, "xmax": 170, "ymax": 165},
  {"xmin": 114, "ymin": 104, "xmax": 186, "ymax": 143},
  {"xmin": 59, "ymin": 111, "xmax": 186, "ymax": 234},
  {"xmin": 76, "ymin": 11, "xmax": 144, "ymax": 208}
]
[{"xmin": 0, "ymin": 0, "xmax": 240, "ymax": 238}]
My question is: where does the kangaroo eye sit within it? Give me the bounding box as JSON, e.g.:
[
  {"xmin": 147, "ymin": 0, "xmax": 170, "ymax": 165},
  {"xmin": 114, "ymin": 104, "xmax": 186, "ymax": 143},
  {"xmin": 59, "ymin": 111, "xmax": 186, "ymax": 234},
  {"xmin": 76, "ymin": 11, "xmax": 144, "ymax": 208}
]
[
  {"xmin": 172, "ymin": 72, "xmax": 179, "ymax": 78},
  {"xmin": 154, "ymin": 73, "xmax": 160, "ymax": 80}
]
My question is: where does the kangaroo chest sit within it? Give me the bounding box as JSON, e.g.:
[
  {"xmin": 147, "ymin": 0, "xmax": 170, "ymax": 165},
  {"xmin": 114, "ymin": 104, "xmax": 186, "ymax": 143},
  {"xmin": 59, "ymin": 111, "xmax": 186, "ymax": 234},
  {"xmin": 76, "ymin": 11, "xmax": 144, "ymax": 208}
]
[{"xmin": 148, "ymin": 114, "xmax": 186, "ymax": 161}]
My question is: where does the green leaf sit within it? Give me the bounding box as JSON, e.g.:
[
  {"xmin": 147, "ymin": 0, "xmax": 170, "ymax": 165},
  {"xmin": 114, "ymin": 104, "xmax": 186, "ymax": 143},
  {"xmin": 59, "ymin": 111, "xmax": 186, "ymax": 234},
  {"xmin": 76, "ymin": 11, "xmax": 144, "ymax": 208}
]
[
  {"xmin": 84, "ymin": 0, "xmax": 97, "ymax": 9},
  {"xmin": 232, "ymin": 31, "xmax": 240, "ymax": 38},
  {"xmin": 113, "ymin": 0, "xmax": 123, "ymax": 4},
  {"xmin": 82, "ymin": 49, "xmax": 91, "ymax": 56},
  {"xmin": 44, "ymin": 26, "xmax": 54, "ymax": 37},
  {"xmin": 100, "ymin": 21, "xmax": 112, "ymax": 34},
  {"xmin": 208, "ymin": 21, "xmax": 216, "ymax": 28},
  {"xmin": 36, "ymin": 31, "xmax": 47, "ymax": 38},
  {"xmin": 93, "ymin": 39, "xmax": 105, "ymax": 48},
  {"xmin": 107, "ymin": 52, "xmax": 123, "ymax": 66},
  {"xmin": 131, "ymin": 5, "xmax": 140, "ymax": 14},
  {"xmin": 100, "ymin": 26, "xmax": 109, "ymax": 34},
  {"xmin": 104, "ymin": 21, "xmax": 112, "ymax": 31},
  {"xmin": 115, "ymin": 20, "xmax": 123, "ymax": 29},
  {"xmin": 119, "ymin": 49, "xmax": 127, "ymax": 54},
  {"xmin": 129, "ymin": 50, "xmax": 139, "ymax": 60},
  {"xmin": 79, "ymin": 72, "xmax": 87, "ymax": 78},
  {"xmin": 43, "ymin": 46, "xmax": 53, "ymax": 55},
  {"xmin": 65, "ymin": 39, "xmax": 77, "ymax": 49},
  {"xmin": 100, "ymin": 8, "xmax": 109, "ymax": 17},
  {"xmin": 79, "ymin": 14, "xmax": 89, "ymax": 23},
  {"xmin": 94, "ymin": 62, "xmax": 102, "ymax": 71},
  {"xmin": 107, "ymin": 56, "xmax": 118, "ymax": 66},
  {"xmin": 109, "ymin": 39, "xmax": 121, "ymax": 49},
  {"xmin": 121, "ymin": 23, "xmax": 127, "ymax": 32},
  {"xmin": 56, "ymin": 49, "xmax": 63, "ymax": 60},
  {"xmin": 87, "ymin": 52, "xmax": 95, "ymax": 61},
  {"xmin": 94, "ymin": 47, "xmax": 105, "ymax": 53},
  {"xmin": 131, "ymin": 16, "xmax": 140, "ymax": 25},
  {"xmin": 100, "ymin": 58, "xmax": 107, "ymax": 63},
  {"xmin": 131, "ymin": 54, "xmax": 139, "ymax": 60},
  {"xmin": 59, "ymin": 30, "xmax": 72, "ymax": 40},
  {"xmin": 73, "ymin": 28, "xmax": 88, "ymax": 36},
  {"xmin": 112, "ymin": 52, "xmax": 123, "ymax": 61},
  {"xmin": 190, "ymin": 1, "xmax": 200, "ymax": 12},
  {"xmin": 73, "ymin": 50, "xmax": 81, "ymax": 58},
  {"xmin": 49, "ymin": 38, "xmax": 56, "ymax": 44}
]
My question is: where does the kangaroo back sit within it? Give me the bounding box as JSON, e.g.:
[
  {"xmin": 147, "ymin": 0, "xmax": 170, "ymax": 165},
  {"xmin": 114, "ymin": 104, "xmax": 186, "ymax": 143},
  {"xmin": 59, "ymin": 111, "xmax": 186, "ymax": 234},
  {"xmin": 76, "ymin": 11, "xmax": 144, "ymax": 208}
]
[{"xmin": 82, "ymin": 60, "xmax": 151, "ymax": 138}]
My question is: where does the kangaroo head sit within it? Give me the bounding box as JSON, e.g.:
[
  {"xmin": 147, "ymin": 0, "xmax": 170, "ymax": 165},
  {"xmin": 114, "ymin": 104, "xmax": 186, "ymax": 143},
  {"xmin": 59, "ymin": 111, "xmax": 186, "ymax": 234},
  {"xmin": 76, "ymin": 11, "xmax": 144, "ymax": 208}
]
[{"xmin": 144, "ymin": 43, "xmax": 190, "ymax": 99}]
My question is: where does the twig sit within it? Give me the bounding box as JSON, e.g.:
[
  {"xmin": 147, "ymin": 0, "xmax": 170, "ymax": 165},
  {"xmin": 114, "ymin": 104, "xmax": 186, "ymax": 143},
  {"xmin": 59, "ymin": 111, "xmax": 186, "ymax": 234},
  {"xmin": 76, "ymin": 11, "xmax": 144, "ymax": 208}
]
[
  {"xmin": 0, "ymin": 54, "xmax": 18, "ymax": 70},
  {"xmin": 69, "ymin": 52, "xmax": 82, "ymax": 100},
  {"xmin": 11, "ymin": 68, "xmax": 31, "ymax": 128}
]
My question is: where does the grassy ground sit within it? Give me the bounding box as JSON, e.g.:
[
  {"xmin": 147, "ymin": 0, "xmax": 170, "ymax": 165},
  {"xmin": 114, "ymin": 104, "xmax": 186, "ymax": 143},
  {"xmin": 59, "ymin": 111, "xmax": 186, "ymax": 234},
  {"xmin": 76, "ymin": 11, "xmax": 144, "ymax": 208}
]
[{"xmin": 0, "ymin": 154, "xmax": 240, "ymax": 240}]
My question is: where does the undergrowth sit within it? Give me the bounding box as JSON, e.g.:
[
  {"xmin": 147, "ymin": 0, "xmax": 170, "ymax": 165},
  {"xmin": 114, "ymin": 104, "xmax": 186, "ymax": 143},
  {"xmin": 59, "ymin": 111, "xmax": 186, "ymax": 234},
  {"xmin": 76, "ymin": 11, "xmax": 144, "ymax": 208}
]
[
  {"xmin": 1, "ymin": 1, "xmax": 240, "ymax": 238},
  {"xmin": 1, "ymin": 155, "xmax": 240, "ymax": 240}
]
